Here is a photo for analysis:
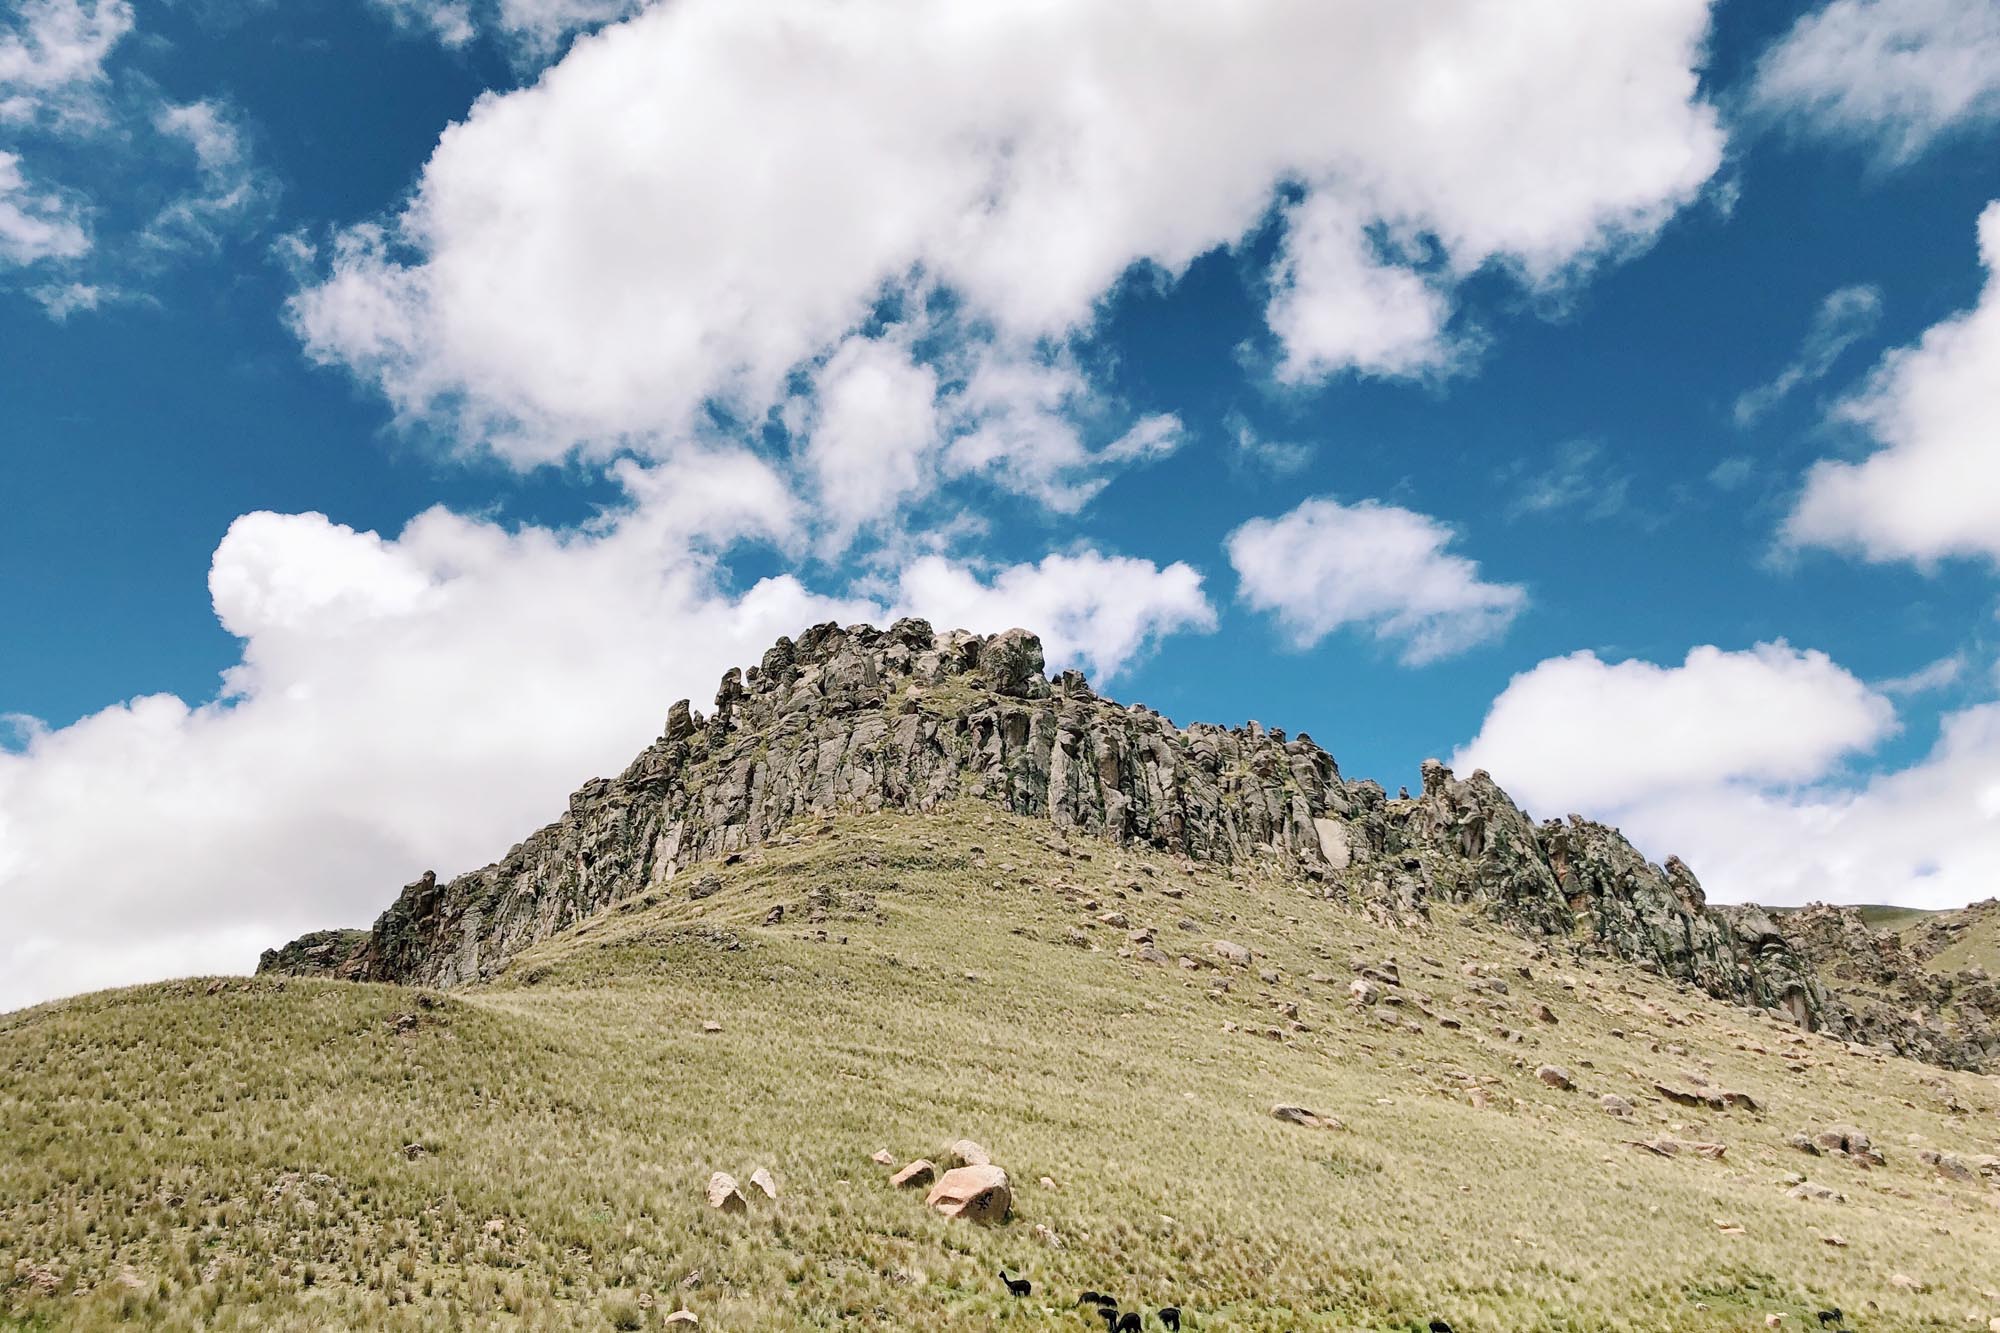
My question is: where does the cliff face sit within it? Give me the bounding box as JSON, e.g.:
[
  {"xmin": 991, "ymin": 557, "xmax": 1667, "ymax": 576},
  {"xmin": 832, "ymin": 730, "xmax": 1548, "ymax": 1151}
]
[{"xmin": 262, "ymin": 620, "xmax": 1837, "ymax": 1035}]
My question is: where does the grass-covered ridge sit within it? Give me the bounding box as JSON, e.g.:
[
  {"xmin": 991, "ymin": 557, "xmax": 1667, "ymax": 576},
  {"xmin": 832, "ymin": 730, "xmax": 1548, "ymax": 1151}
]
[{"xmin": 5, "ymin": 808, "xmax": 1999, "ymax": 1330}]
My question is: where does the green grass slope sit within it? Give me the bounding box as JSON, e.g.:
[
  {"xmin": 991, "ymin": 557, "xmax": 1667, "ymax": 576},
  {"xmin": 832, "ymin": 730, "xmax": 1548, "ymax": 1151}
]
[{"xmin": 5, "ymin": 809, "xmax": 2000, "ymax": 1331}]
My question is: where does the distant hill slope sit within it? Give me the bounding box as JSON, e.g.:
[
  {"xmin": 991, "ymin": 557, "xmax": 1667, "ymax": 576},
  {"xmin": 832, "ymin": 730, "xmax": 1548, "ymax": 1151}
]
[{"xmin": 6, "ymin": 809, "xmax": 2000, "ymax": 1330}]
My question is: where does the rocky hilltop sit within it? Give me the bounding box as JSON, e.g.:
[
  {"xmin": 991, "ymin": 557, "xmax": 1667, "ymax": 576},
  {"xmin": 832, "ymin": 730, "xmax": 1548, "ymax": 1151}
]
[{"xmin": 262, "ymin": 620, "xmax": 1887, "ymax": 1042}]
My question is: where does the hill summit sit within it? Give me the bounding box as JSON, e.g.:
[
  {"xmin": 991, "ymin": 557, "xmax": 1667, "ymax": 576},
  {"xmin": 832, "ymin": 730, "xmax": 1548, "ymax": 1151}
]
[{"xmin": 265, "ymin": 619, "xmax": 1992, "ymax": 1071}]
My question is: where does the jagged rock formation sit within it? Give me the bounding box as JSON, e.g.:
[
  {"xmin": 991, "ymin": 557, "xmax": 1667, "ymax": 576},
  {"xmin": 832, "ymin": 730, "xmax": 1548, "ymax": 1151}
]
[
  {"xmin": 257, "ymin": 929, "xmax": 372, "ymax": 981},
  {"xmin": 263, "ymin": 620, "xmax": 1857, "ymax": 1041},
  {"xmin": 1778, "ymin": 903, "xmax": 1998, "ymax": 1070}
]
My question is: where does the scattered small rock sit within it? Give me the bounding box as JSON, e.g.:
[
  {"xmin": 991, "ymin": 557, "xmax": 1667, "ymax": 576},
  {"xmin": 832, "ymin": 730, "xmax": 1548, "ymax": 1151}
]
[
  {"xmin": 870, "ymin": 1149, "xmax": 895, "ymax": 1167},
  {"xmin": 1535, "ymin": 1064, "xmax": 1573, "ymax": 1091},
  {"xmin": 1271, "ymin": 1104, "xmax": 1343, "ymax": 1130},
  {"xmin": 890, "ymin": 1160, "xmax": 935, "ymax": 1190},
  {"xmin": 701, "ymin": 1021, "xmax": 722, "ymax": 1034},
  {"xmin": 945, "ymin": 1139, "xmax": 991, "ymax": 1169},
  {"xmin": 749, "ymin": 1167, "xmax": 777, "ymax": 1199}
]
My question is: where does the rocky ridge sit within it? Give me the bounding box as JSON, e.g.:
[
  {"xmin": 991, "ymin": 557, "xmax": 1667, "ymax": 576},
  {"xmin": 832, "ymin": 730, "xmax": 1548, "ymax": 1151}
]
[{"xmin": 267, "ymin": 619, "xmax": 1918, "ymax": 1056}]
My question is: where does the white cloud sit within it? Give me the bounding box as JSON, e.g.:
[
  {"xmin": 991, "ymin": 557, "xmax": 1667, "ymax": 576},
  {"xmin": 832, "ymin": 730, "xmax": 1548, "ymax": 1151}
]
[
  {"xmin": 1505, "ymin": 439, "xmax": 1631, "ymax": 522},
  {"xmin": 800, "ymin": 332, "xmax": 940, "ymax": 543},
  {"xmin": 0, "ymin": 149, "xmax": 86, "ymax": 266},
  {"xmin": 892, "ymin": 551, "xmax": 1215, "ymax": 684},
  {"xmin": 1226, "ymin": 497, "xmax": 1525, "ymax": 665},
  {"xmin": 938, "ymin": 344, "xmax": 1181, "ymax": 513},
  {"xmin": 0, "ymin": 0, "xmax": 131, "ymax": 129},
  {"xmin": 292, "ymin": 0, "xmax": 1723, "ymax": 467},
  {"xmin": 371, "ymin": 0, "xmax": 642, "ymax": 56},
  {"xmin": 1454, "ymin": 641, "xmax": 2000, "ymax": 910},
  {"xmin": 1751, "ymin": 0, "xmax": 2000, "ymax": 162},
  {"xmin": 144, "ymin": 100, "xmax": 274, "ymax": 254},
  {"xmin": 1267, "ymin": 191, "xmax": 1461, "ymax": 384},
  {"xmin": 1878, "ymin": 652, "xmax": 1966, "ymax": 697},
  {"xmin": 1783, "ymin": 202, "xmax": 2000, "ymax": 565},
  {"xmin": 1733, "ymin": 283, "xmax": 1882, "ymax": 425},
  {"xmin": 1453, "ymin": 643, "xmax": 1896, "ymax": 810}
]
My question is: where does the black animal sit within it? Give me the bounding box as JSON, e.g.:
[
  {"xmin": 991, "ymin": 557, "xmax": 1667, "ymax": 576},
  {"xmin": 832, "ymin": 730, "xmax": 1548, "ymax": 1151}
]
[
  {"xmin": 1816, "ymin": 1313, "xmax": 1843, "ymax": 1329},
  {"xmin": 998, "ymin": 1268, "xmax": 1031, "ymax": 1297},
  {"xmin": 1096, "ymin": 1307, "xmax": 1120, "ymax": 1331},
  {"xmin": 1114, "ymin": 1313, "xmax": 1142, "ymax": 1333},
  {"xmin": 1160, "ymin": 1306, "xmax": 1182, "ymax": 1331},
  {"xmin": 1429, "ymin": 1321, "xmax": 1455, "ymax": 1333},
  {"xmin": 1078, "ymin": 1291, "xmax": 1105, "ymax": 1307}
]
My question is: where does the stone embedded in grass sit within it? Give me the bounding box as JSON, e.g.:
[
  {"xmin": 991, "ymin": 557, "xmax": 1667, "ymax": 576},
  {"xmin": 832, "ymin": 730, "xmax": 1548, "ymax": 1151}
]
[
  {"xmin": 890, "ymin": 1160, "xmax": 935, "ymax": 1189},
  {"xmin": 1600, "ymin": 1094, "xmax": 1634, "ymax": 1117},
  {"xmin": 870, "ymin": 1149, "xmax": 895, "ymax": 1167},
  {"xmin": 1271, "ymin": 1104, "xmax": 1342, "ymax": 1130},
  {"xmin": 1534, "ymin": 1064, "xmax": 1573, "ymax": 1090},
  {"xmin": 1786, "ymin": 1180, "xmax": 1844, "ymax": 1202},
  {"xmin": 1348, "ymin": 978, "xmax": 1381, "ymax": 1006},
  {"xmin": 665, "ymin": 1310, "xmax": 698, "ymax": 1325},
  {"xmin": 706, "ymin": 1172, "xmax": 747, "ymax": 1212},
  {"xmin": 1627, "ymin": 1137, "xmax": 1725, "ymax": 1159},
  {"xmin": 1889, "ymin": 1273, "xmax": 1925, "ymax": 1292},
  {"xmin": 749, "ymin": 1168, "xmax": 777, "ymax": 1199},
  {"xmin": 687, "ymin": 874, "xmax": 723, "ymax": 900},
  {"xmin": 1211, "ymin": 940, "xmax": 1251, "ymax": 966},
  {"xmin": 944, "ymin": 1139, "xmax": 990, "ymax": 1169},
  {"xmin": 401, "ymin": 1143, "xmax": 428, "ymax": 1161},
  {"xmin": 924, "ymin": 1164, "xmax": 1011, "ymax": 1223}
]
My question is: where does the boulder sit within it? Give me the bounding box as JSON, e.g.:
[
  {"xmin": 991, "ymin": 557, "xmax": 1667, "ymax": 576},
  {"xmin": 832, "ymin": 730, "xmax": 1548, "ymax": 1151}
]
[
  {"xmin": 706, "ymin": 1172, "xmax": 746, "ymax": 1212},
  {"xmin": 1535, "ymin": 1064, "xmax": 1574, "ymax": 1091},
  {"xmin": 924, "ymin": 1165, "xmax": 1011, "ymax": 1223},
  {"xmin": 749, "ymin": 1167, "xmax": 777, "ymax": 1199},
  {"xmin": 870, "ymin": 1149, "xmax": 895, "ymax": 1167},
  {"xmin": 890, "ymin": 1160, "xmax": 935, "ymax": 1189},
  {"xmin": 1600, "ymin": 1094, "xmax": 1634, "ymax": 1117},
  {"xmin": 944, "ymin": 1139, "xmax": 991, "ymax": 1169},
  {"xmin": 1349, "ymin": 978, "xmax": 1381, "ymax": 1006},
  {"xmin": 1211, "ymin": 941, "xmax": 1252, "ymax": 966}
]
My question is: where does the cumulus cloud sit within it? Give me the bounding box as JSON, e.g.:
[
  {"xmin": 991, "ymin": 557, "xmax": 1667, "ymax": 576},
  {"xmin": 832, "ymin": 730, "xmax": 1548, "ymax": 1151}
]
[
  {"xmin": 1752, "ymin": 0, "xmax": 2000, "ymax": 162},
  {"xmin": 1733, "ymin": 284, "xmax": 1882, "ymax": 425},
  {"xmin": 1452, "ymin": 642, "xmax": 1896, "ymax": 810},
  {"xmin": 1783, "ymin": 202, "xmax": 2000, "ymax": 565},
  {"xmin": 799, "ymin": 332, "xmax": 940, "ymax": 544},
  {"xmin": 1227, "ymin": 497, "xmax": 1525, "ymax": 665},
  {"xmin": 1454, "ymin": 641, "xmax": 2000, "ymax": 909},
  {"xmin": 292, "ymin": 0, "xmax": 1723, "ymax": 467},
  {"xmin": 892, "ymin": 551, "xmax": 1216, "ymax": 683},
  {"xmin": 0, "ymin": 459, "xmax": 1216, "ymax": 1010}
]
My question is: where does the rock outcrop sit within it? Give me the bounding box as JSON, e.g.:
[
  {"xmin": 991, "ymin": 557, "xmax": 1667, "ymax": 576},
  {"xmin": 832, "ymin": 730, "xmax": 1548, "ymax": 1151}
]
[
  {"xmin": 256, "ymin": 929, "xmax": 371, "ymax": 980},
  {"xmin": 1776, "ymin": 903, "xmax": 1998, "ymax": 1070},
  {"xmin": 262, "ymin": 620, "xmax": 1841, "ymax": 1039}
]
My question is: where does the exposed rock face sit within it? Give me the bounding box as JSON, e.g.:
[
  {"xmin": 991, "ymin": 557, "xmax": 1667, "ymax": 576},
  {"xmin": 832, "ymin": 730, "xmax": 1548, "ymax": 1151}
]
[
  {"xmin": 255, "ymin": 929, "xmax": 371, "ymax": 980},
  {"xmin": 1776, "ymin": 903, "xmax": 1998, "ymax": 1070},
  {"xmin": 261, "ymin": 620, "xmax": 1839, "ymax": 1040}
]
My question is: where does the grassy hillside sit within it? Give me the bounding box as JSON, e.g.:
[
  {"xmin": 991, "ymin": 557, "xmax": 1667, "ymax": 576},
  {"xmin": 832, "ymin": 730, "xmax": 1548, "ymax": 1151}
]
[{"xmin": 5, "ymin": 808, "xmax": 1999, "ymax": 1331}]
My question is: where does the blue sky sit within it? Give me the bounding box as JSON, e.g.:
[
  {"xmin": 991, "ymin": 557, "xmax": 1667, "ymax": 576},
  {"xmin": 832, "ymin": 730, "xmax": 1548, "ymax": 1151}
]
[{"xmin": 4, "ymin": 0, "xmax": 2000, "ymax": 1009}]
